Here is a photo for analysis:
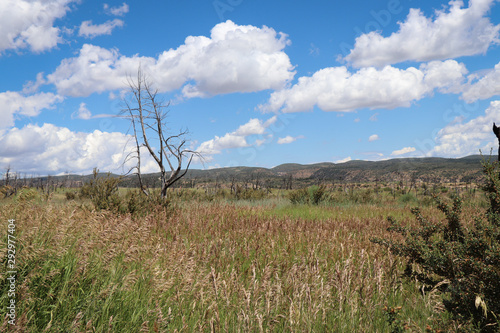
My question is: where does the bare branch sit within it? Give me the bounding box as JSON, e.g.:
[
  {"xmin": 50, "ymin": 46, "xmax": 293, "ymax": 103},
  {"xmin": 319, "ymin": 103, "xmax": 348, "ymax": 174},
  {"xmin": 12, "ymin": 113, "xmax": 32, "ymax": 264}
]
[{"xmin": 121, "ymin": 67, "xmax": 202, "ymax": 197}]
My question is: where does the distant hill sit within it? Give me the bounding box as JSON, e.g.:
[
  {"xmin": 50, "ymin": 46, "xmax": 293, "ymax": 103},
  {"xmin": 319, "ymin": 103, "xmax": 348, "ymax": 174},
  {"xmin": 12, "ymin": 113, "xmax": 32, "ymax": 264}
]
[
  {"xmin": 308, "ymin": 155, "xmax": 489, "ymax": 184},
  {"xmin": 21, "ymin": 155, "xmax": 496, "ymax": 188},
  {"xmin": 128, "ymin": 155, "xmax": 494, "ymax": 187}
]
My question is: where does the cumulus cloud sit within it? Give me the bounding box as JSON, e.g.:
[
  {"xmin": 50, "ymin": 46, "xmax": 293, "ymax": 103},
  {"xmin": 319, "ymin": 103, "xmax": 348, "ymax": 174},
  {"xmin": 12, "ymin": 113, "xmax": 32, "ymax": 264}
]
[
  {"xmin": 277, "ymin": 135, "xmax": 304, "ymax": 144},
  {"xmin": 345, "ymin": 0, "xmax": 500, "ymax": 68},
  {"xmin": 79, "ymin": 19, "xmax": 124, "ymax": 39},
  {"xmin": 48, "ymin": 20, "xmax": 294, "ymax": 98},
  {"xmin": 262, "ymin": 60, "xmax": 467, "ymax": 113},
  {"xmin": 0, "ymin": 123, "xmax": 143, "ymax": 174},
  {"xmin": 430, "ymin": 100, "xmax": 500, "ymax": 157},
  {"xmin": 462, "ymin": 62, "xmax": 500, "ymax": 102},
  {"xmin": 104, "ymin": 3, "xmax": 129, "ymax": 16},
  {"xmin": 0, "ymin": 123, "xmax": 162, "ymax": 175},
  {"xmin": 0, "ymin": 0, "xmax": 73, "ymax": 54},
  {"xmin": 0, "ymin": 92, "xmax": 63, "ymax": 128},
  {"xmin": 391, "ymin": 146, "xmax": 416, "ymax": 156},
  {"xmin": 234, "ymin": 118, "xmax": 272, "ymax": 136},
  {"xmin": 196, "ymin": 116, "xmax": 277, "ymax": 159},
  {"xmin": 368, "ymin": 134, "xmax": 380, "ymax": 142},
  {"xmin": 46, "ymin": 44, "xmax": 149, "ymax": 96}
]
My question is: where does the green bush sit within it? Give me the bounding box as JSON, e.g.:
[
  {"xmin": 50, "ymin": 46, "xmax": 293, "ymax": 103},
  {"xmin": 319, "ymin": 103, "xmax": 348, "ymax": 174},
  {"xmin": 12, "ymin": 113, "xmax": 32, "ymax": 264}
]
[
  {"xmin": 80, "ymin": 168, "xmax": 122, "ymax": 211},
  {"xmin": 234, "ymin": 188, "xmax": 267, "ymax": 201},
  {"xmin": 398, "ymin": 193, "xmax": 416, "ymax": 205},
  {"xmin": 126, "ymin": 190, "xmax": 169, "ymax": 215},
  {"xmin": 372, "ymin": 159, "xmax": 500, "ymax": 332},
  {"xmin": 309, "ymin": 185, "xmax": 326, "ymax": 205},
  {"xmin": 65, "ymin": 191, "xmax": 76, "ymax": 200},
  {"xmin": 289, "ymin": 186, "xmax": 326, "ymax": 205},
  {"xmin": 288, "ymin": 188, "xmax": 309, "ymax": 205}
]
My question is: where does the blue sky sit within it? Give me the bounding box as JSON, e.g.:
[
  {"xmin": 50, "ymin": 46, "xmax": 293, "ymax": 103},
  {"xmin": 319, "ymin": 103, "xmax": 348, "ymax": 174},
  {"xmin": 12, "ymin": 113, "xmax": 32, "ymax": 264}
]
[{"xmin": 1, "ymin": 0, "xmax": 500, "ymax": 175}]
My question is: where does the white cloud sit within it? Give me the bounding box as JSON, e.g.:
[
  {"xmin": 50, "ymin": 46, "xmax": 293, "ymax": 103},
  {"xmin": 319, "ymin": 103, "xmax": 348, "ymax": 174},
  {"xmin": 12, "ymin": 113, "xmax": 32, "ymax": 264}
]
[
  {"xmin": 79, "ymin": 19, "xmax": 124, "ymax": 39},
  {"xmin": 462, "ymin": 62, "xmax": 500, "ymax": 102},
  {"xmin": 335, "ymin": 157, "xmax": 352, "ymax": 164},
  {"xmin": 263, "ymin": 60, "xmax": 467, "ymax": 113},
  {"xmin": 391, "ymin": 146, "xmax": 416, "ymax": 156},
  {"xmin": 197, "ymin": 133, "xmax": 249, "ymax": 157},
  {"xmin": 0, "ymin": 92, "xmax": 63, "ymax": 128},
  {"xmin": 70, "ymin": 102, "xmax": 116, "ymax": 120},
  {"xmin": 46, "ymin": 44, "xmax": 150, "ymax": 96},
  {"xmin": 0, "ymin": 123, "xmax": 157, "ymax": 175},
  {"xmin": 277, "ymin": 135, "xmax": 304, "ymax": 144},
  {"xmin": 369, "ymin": 113, "xmax": 379, "ymax": 122},
  {"xmin": 345, "ymin": 0, "xmax": 500, "ymax": 68},
  {"xmin": 0, "ymin": 0, "xmax": 74, "ymax": 54},
  {"xmin": 48, "ymin": 20, "xmax": 295, "ymax": 98},
  {"xmin": 72, "ymin": 103, "xmax": 92, "ymax": 120},
  {"xmin": 22, "ymin": 73, "xmax": 46, "ymax": 94},
  {"xmin": 235, "ymin": 118, "xmax": 269, "ymax": 136},
  {"xmin": 368, "ymin": 134, "xmax": 380, "ymax": 142},
  {"xmin": 430, "ymin": 100, "xmax": 500, "ymax": 157},
  {"xmin": 104, "ymin": 3, "xmax": 129, "ymax": 16},
  {"xmin": 196, "ymin": 116, "xmax": 277, "ymax": 159}
]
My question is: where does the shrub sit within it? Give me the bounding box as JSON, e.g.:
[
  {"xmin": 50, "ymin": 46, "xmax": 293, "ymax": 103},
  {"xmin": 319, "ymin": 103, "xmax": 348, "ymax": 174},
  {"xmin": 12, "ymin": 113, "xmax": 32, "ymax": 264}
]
[
  {"xmin": 80, "ymin": 168, "xmax": 122, "ymax": 211},
  {"xmin": 288, "ymin": 186, "xmax": 326, "ymax": 205},
  {"xmin": 65, "ymin": 191, "xmax": 76, "ymax": 200},
  {"xmin": 126, "ymin": 190, "xmax": 169, "ymax": 215},
  {"xmin": 372, "ymin": 159, "xmax": 500, "ymax": 332},
  {"xmin": 398, "ymin": 193, "xmax": 416, "ymax": 205},
  {"xmin": 309, "ymin": 185, "xmax": 326, "ymax": 205},
  {"xmin": 288, "ymin": 188, "xmax": 309, "ymax": 205},
  {"xmin": 384, "ymin": 306, "xmax": 404, "ymax": 333},
  {"xmin": 236, "ymin": 188, "xmax": 267, "ymax": 201}
]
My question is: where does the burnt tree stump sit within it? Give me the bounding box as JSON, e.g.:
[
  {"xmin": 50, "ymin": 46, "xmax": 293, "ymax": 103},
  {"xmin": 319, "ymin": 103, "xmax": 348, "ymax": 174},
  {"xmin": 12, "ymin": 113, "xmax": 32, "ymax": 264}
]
[{"xmin": 494, "ymin": 123, "xmax": 500, "ymax": 162}]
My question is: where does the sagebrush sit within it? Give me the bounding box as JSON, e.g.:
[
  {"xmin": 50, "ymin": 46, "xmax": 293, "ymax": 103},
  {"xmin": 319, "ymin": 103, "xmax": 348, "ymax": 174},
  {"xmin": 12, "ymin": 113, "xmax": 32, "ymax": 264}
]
[{"xmin": 372, "ymin": 159, "xmax": 500, "ymax": 332}]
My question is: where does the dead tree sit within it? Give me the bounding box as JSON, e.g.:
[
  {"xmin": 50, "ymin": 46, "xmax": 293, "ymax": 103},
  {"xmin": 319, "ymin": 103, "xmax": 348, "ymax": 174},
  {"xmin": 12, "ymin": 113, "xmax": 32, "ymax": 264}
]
[
  {"xmin": 230, "ymin": 176, "xmax": 237, "ymax": 195},
  {"xmin": 493, "ymin": 122, "xmax": 500, "ymax": 162},
  {"xmin": 3, "ymin": 165, "xmax": 10, "ymax": 187},
  {"xmin": 281, "ymin": 174, "xmax": 293, "ymax": 190},
  {"xmin": 122, "ymin": 68, "xmax": 202, "ymax": 198}
]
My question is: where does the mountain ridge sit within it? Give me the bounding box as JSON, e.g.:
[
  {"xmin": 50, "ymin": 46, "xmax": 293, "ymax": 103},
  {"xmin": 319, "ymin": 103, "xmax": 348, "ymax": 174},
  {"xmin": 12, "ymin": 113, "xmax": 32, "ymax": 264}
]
[
  {"xmin": 129, "ymin": 154, "xmax": 494, "ymax": 187},
  {"xmin": 27, "ymin": 155, "xmax": 494, "ymax": 187}
]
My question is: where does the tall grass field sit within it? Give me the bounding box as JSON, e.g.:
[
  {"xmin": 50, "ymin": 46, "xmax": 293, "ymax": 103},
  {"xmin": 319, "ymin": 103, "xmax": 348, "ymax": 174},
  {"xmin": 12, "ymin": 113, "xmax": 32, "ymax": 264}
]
[{"xmin": 0, "ymin": 185, "xmax": 494, "ymax": 331}]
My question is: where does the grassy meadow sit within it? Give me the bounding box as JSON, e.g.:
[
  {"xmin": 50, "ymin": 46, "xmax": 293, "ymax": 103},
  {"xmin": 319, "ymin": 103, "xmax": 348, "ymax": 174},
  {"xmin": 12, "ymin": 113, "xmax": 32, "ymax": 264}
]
[{"xmin": 0, "ymin": 185, "xmax": 487, "ymax": 332}]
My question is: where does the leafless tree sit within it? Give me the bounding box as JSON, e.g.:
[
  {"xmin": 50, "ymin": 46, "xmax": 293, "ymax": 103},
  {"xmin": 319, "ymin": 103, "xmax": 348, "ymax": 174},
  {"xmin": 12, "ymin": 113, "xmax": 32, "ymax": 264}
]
[
  {"xmin": 122, "ymin": 68, "xmax": 202, "ymax": 198},
  {"xmin": 251, "ymin": 173, "xmax": 260, "ymax": 190},
  {"xmin": 3, "ymin": 165, "xmax": 10, "ymax": 187},
  {"xmin": 230, "ymin": 176, "xmax": 237, "ymax": 195}
]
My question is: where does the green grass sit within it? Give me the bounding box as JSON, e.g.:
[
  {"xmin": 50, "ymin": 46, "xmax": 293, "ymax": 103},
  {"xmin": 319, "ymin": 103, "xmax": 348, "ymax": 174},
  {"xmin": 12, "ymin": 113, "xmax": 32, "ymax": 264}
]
[
  {"xmin": 260, "ymin": 202, "xmax": 416, "ymax": 223},
  {"xmin": 0, "ymin": 188, "xmax": 478, "ymax": 331}
]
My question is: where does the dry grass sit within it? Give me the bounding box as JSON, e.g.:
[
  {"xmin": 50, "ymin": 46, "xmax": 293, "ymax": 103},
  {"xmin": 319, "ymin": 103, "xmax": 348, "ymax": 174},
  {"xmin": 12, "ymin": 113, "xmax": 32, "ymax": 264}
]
[{"xmin": 0, "ymin": 196, "xmax": 465, "ymax": 332}]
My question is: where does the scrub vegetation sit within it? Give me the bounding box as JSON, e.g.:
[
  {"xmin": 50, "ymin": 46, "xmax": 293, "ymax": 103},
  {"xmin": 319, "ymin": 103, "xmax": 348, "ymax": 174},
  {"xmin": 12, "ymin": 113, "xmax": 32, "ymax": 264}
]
[{"xmin": 0, "ymin": 160, "xmax": 499, "ymax": 332}]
